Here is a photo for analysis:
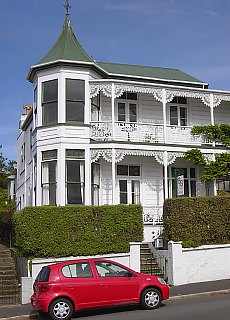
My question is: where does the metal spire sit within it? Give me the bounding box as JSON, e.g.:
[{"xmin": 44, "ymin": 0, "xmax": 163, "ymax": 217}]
[{"xmin": 64, "ymin": 0, "xmax": 71, "ymax": 15}]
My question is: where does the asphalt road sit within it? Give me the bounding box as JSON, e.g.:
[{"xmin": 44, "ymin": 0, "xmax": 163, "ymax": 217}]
[{"xmin": 31, "ymin": 293, "xmax": 230, "ymax": 320}]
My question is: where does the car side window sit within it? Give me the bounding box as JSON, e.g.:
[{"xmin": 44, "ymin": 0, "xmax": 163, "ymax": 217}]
[
  {"xmin": 62, "ymin": 262, "xmax": 93, "ymax": 278},
  {"xmin": 95, "ymin": 261, "xmax": 131, "ymax": 277}
]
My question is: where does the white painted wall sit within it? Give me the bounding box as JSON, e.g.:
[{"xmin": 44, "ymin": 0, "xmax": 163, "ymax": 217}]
[{"xmin": 167, "ymin": 241, "xmax": 230, "ymax": 285}]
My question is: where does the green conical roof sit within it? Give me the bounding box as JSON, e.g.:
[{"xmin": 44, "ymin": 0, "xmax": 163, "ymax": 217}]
[{"xmin": 38, "ymin": 14, "xmax": 94, "ymax": 64}]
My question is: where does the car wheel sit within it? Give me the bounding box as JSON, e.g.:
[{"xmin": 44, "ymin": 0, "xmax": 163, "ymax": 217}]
[
  {"xmin": 49, "ymin": 298, "xmax": 74, "ymax": 320},
  {"xmin": 140, "ymin": 288, "xmax": 162, "ymax": 310}
]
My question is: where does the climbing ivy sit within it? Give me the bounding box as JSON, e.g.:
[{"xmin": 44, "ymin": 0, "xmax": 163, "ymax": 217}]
[
  {"xmin": 184, "ymin": 124, "xmax": 230, "ymax": 182},
  {"xmin": 191, "ymin": 124, "xmax": 230, "ymax": 148}
]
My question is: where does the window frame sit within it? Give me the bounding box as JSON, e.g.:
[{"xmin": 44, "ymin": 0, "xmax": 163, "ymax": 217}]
[
  {"xmin": 169, "ymin": 97, "xmax": 188, "ymax": 127},
  {"xmin": 117, "ymin": 165, "xmax": 141, "ymax": 204},
  {"xmin": 42, "ymin": 79, "xmax": 58, "ymax": 126},
  {"xmin": 65, "ymin": 149, "xmax": 85, "ymax": 205},
  {"xmin": 167, "ymin": 166, "xmax": 197, "ymax": 198},
  {"xmin": 116, "ymin": 92, "xmax": 138, "ymax": 123},
  {"xmin": 66, "ymin": 78, "xmax": 85, "ymax": 123},
  {"xmin": 41, "ymin": 150, "xmax": 57, "ymax": 205}
]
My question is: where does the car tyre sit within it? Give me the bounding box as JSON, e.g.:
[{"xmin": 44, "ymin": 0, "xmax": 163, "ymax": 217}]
[
  {"xmin": 49, "ymin": 298, "xmax": 74, "ymax": 320},
  {"xmin": 140, "ymin": 287, "xmax": 162, "ymax": 310}
]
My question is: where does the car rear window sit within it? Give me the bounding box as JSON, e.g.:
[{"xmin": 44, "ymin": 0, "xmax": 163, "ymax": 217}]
[{"xmin": 35, "ymin": 267, "xmax": 51, "ymax": 282}]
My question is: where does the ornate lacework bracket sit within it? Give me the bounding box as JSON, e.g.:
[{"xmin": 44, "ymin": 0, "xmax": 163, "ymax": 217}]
[
  {"xmin": 90, "ymin": 83, "xmax": 230, "ymax": 108},
  {"xmin": 91, "ymin": 149, "xmax": 188, "ymax": 165}
]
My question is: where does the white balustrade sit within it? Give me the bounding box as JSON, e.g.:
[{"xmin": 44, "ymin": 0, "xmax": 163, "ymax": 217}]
[{"xmin": 90, "ymin": 122, "xmax": 210, "ymax": 145}]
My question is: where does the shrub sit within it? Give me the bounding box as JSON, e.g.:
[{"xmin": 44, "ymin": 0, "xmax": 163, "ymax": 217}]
[
  {"xmin": 13, "ymin": 204, "xmax": 143, "ymax": 258},
  {"xmin": 163, "ymin": 196, "xmax": 230, "ymax": 247}
]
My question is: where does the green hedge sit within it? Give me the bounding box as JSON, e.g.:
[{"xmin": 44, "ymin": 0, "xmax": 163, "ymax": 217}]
[
  {"xmin": 163, "ymin": 196, "xmax": 230, "ymax": 247},
  {"xmin": 13, "ymin": 204, "xmax": 143, "ymax": 258}
]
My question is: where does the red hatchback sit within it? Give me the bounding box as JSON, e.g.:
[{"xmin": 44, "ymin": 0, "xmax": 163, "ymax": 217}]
[{"xmin": 31, "ymin": 258, "xmax": 170, "ymax": 320}]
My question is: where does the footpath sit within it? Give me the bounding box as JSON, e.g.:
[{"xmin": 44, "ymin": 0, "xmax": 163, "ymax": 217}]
[{"xmin": 0, "ymin": 279, "xmax": 230, "ymax": 320}]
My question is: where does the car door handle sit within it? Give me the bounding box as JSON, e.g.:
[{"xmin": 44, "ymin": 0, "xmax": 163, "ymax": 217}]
[{"xmin": 100, "ymin": 284, "xmax": 108, "ymax": 288}]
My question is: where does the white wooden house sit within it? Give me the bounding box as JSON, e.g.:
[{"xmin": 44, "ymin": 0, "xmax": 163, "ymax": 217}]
[{"xmin": 16, "ymin": 13, "xmax": 230, "ymax": 241}]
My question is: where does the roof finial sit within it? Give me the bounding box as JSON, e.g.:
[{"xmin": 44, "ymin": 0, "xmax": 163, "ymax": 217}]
[{"xmin": 64, "ymin": 0, "xmax": 71, "ymax": 15}]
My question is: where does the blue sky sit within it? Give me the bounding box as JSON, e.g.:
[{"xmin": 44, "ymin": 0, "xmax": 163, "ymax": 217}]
[{"xmin": 1, "ymin": 0, "xmax": 230, "ymax": 160}]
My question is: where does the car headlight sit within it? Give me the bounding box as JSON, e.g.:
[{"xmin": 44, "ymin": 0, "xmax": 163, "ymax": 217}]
[{"xmin": 157, "ymin": 277, "xmax": 166, "ymax": 285}]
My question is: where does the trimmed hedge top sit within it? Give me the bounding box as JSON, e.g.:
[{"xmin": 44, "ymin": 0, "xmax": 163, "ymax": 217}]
[
  {"xmin": 13, "ymin": 204, "xmax": 143, "ymax": 258},
  {"xmin": 163, "ymin": 196, "xmax": 230, "ymax": 247}
]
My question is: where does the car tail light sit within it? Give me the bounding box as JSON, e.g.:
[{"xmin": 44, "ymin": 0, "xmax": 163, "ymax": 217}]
[{"xmin": 40, "ymin": 284, "xmax": 51, "ymax": 292}]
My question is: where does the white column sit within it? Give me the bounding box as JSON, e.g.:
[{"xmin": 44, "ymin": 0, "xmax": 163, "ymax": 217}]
[
  {"xmin": 85, "ymin": 79, "xmax": 90, "ymax": 125},
  {"xmin": 112, "ymin": 148, "xmax": 116, "ymax": 204},
  {"xmin": 164, "ymin": 151, "xmax": 168, "ymax": 199},
  {"xmin": 84, "ymin": 147, "xmax": 91, "ymax": 205},
  {"xmin": 162, "ymin": 89, "xmax": 167, "ymax": 144},
  {"xmin": 37, "ymin": 79, "xmax": 42, "ymax": 127},
  {"xmin": 210, "ymin": 93, "xmax": 215, "ymax": 125},
  {"xmin": 111, "ymin": 83, "xmax": 115, "ymax": 140},
  {"xmin": 57, "ymin": 146, "xmax": 65, "ymax": 206}
]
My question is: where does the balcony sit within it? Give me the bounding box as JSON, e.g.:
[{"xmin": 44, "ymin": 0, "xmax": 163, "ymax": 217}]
[{"xmin": 90, "ymin": 121, "xmax": 210, "ymax": 146}]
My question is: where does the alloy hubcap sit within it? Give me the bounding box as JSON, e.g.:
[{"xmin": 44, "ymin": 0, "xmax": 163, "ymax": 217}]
[
  {"xmin": 53, "ymin": 302, "xmax": 70, "ymax": 319},
  {"xmin": 145, "ymin": 291, "xmax": 159, "ymax": 307}
]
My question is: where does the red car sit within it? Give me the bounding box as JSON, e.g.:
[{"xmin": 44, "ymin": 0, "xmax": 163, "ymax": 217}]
[{"xmin": 31, "ymin": 258, "xmax": 170, "ymax": 320}]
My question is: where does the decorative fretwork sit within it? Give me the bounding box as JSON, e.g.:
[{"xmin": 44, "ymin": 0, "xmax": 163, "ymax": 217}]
[
  {"xmin": 90, "ymin": 82, "xmax": 230, "ymax": 107},
  {"xmin": 91, "ymin": 149, "xmax": 187, "ymax": 165},
  {"xmin": 90, "ymin": 84, "xmax": 112, "ymax": 98}
]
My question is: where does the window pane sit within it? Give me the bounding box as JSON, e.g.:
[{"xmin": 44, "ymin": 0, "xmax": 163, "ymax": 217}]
[
  {"xmin": 132, "ymin": 180, "xmax": 140, "ymax": 204},
  {"xmin": 190, "ymin": 168, "xmax": 196, "ymax": 178},
  {"xmin": 178, "ymin": 97, "xmax": 187, "ymax": 104},
  {"xmin": 127, "ymin": 92, "xmax": 137, "ymax": 100},
  {"xmin": 180, "ymin": 107, "xmax": 187, "ymax": 126},
  {"xmin": 67, "ymin": 161, "xmax": 81, "ymax": 182},
  {"xmin": 117, "ymin": 165, "xmax": 128, "ymax": 176},
  {"xmin": 92, "ymin": 163, "xmax": 100, "ymax": 206},
  {"xmin": 42, "ymin": 150, "xmax": 57, "ymax": 161},
  {"xmin": 129, "ymin": 104, "xmax": 137, "ymax": 122},
  {"xmin": 191, "ymin": 180, "xmax": 196, "ymax": 196},
  {"xmin": 118, "ymin": 103, "xmax": 126, "ymax": 121},
  {"xmin": 62, "ymin": 263, "xmax": 92, "ymax": 278},
  {"xmin": 66, "ymin": 160, "xmax": 84, "ymax": 205},
  {"xmin": 170, "ymin": 106, "xmax": 178, "ymax": 125},
  {"xmin": 42, "ymin": 161, "xmax": 57, "ymax": 205},
  {"xmin": 66, "ymin": 101, "xmax": 84, "ymax": 122},
  {"xmin": 95, "ymin": 261, "xmax": 129, "ymax": 277},
  {"xmin": 66, "ymin": 149, "xmax": 85, "ymax": 159},
  {"xmin": 67, "ymin": 183, "xmax": 83, "ymax": 204},
  {"xmin": 43, "ymin": 102, "xmax": 58, "ymax": 125},
  {"xmin": 66, "ymin": 79, "xmax": 85, "ymax": 101},
  {"xmin": 129, "ymin": 166, "xmax": 140, "ymax": 176},
  {"xmin": 43, "ymin": 80, "xmax": 58, "ymax": 103},
  {"xmin": 119, "ymin": 180, "xmax": 127, "ymax": 204}
]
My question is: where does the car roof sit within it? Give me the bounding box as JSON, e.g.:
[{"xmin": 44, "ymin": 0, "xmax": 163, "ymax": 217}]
[{"xmin": 44, "ymin": 258, "xmax": 115, "ymax": 269}]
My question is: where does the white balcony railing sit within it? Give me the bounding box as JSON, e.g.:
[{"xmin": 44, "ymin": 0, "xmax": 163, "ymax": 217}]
[{"xmin": 91, "ymin": 121, "xmax": 211, "ymax": 146}]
